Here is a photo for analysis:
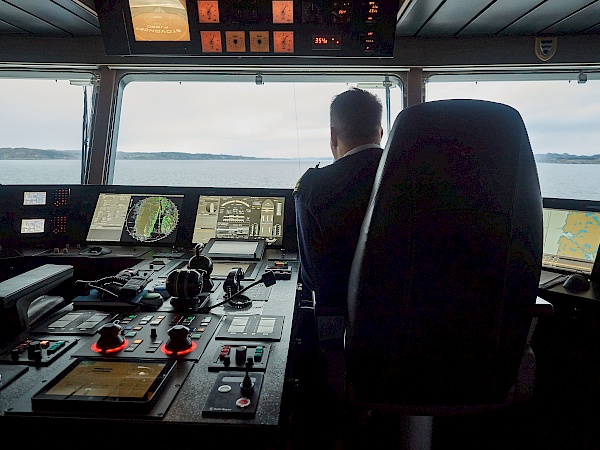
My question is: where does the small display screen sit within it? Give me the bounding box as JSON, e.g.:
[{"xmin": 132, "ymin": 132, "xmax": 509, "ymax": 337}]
[
  {"xmin": 542, "ymin": 207, "xmax": 600, "ymax": 274},
  {"xmin": 209, "ymin": 240, "xmax": 259, "ymax": 256},
  {"xmin": 32, "ymin": 359, "xmax": 176, "ymax": 411},
  {"xmin": 23, "ymin": 191, "xmax": 47, "ymax": 206},
  {"xmin": 211, "ymin": 262, "xmax": 252, "ymax": 277},
  {"xmin": 203, "ymin": 238, "xmax": 266, "ymax": 261},
  {"xmin": 21, "ymin": 218, "xmax": 45, "ymax": 234},
  {"xmin": 193, "ymin": 195, "xmax": 285, "ymax": 246},
  {"xmin": 86, "ymin": 193, "xmax": 183, "ymax": 245},
  {"xmin": 312, "ymin": 35, "xmax": 341, "ymax": 50},
  {"xmin": 128, "ymin": 0, "xmax": 191, "ymax": 42}
]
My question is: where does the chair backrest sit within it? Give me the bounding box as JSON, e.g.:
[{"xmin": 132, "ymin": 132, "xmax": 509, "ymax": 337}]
[{"xmin": 345, "ymin": 99, "xmax": 543, "ymax": 410}]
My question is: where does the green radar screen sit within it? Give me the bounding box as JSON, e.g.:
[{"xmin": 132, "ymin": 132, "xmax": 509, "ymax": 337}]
[{"xmin": 125, "ymin": 196, "xmax": 180, "ymax": 242}]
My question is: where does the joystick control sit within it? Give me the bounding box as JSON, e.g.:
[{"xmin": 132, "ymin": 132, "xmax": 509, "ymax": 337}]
[
  {"xmin": 164, "ymin": 324, "xmax": 194, "ymax": 354},
  {"xmin": 94, "ymin": 322, "xmax": 125, "ymax": 351},
  {"xmin": 241, "ymin": 361, "xmax": 255, "ymax": 397}
]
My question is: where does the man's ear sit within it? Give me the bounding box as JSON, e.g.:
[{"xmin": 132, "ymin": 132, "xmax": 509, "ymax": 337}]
[
  {"xmin": 330, "ymin": 127, "xmax": 338, "ymax": 149},
  {"xmin": 379, "ymin": 127, "xmax": 383, "ymax": 139}
]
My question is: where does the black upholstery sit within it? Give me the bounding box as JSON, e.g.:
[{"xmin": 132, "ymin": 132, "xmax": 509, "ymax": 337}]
[{"xmin": 345, "ymin": 99, "xmax": 543, "ymax": 413}]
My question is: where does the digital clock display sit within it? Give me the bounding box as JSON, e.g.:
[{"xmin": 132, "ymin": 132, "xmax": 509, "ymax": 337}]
[{"xmin": 312, "ymin": 35, "xmax": 341, "ymax": 50}]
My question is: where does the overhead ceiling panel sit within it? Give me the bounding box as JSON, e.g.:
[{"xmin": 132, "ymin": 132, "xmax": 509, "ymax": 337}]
[
  {"xmin": 47, "ymin": 0, "xmax": 99, "ymax": 34},
  {"xmin": 0, "ymin": 0, "xmax": 99, "ymax": 36},
  {"xmin": 540, "ymin": 2, "xmax": 600, "ymax": 35},
  {"xmin": 458, "ymin": 0, "xmax": 542, "ymax": 36},
  {"xmin": 500, "ymin": 0, "xmax": 599, "ymax": 35},
  {"xmin": 0, "ymin": 18, "xmax": 23, "ymax": 33},
  {"xmin": 0, "ymin": 1, "xmax": 68, "ymax": 35},
  {"xmin": 586, "ymin": 22, "xmax": 600, "ymax": 33},
  {"xmin": 396, "ymin": 0, "xmax": 445, "ymax": 36},
  {"xmin": 418, "ymin": 0, "xmax": 492, "ymax": 37}
]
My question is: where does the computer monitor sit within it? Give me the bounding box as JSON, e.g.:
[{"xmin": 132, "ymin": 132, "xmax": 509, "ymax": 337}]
[
  {"xmin": 86, "ymin": 192, "xmax": 184, "ymax": 246},
  {"xmin": 542, "ymin": 199, "xmax": 600, "ymax": 275},
  {"xmin": 192, "ymin": 195, "xmax": 285, "ymax": 246}
]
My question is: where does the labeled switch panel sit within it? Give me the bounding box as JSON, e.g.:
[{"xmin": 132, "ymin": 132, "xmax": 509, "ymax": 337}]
[
  {"xmin": 0, "ymin": 338, "xmax": 78, "ymax": 366},
  {"xmin": 208, "ymin": 343, "xmax": 271, "ymax": 371},
  {"xmin": 202, "ymin": 371, "xmax": 264, "ymax": 419}
]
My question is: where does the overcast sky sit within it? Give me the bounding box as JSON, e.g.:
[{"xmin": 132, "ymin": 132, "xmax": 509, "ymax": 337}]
[{"xmin": 1, "ymin": 77, "xmax": 599, "ymax": 157}]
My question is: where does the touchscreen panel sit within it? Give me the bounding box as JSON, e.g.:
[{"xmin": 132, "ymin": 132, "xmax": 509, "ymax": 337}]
[{"xmin": 32, "ymin": 358, "xmax": 176, "ymax": 412}]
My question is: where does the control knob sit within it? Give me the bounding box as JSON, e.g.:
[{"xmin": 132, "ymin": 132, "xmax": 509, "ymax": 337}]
[
  {"xmin": 165, "ymin": 325, "xmax": 193, "ymax": 353},
  {"xmin": 95, "ymin": 322, "xmax": 125, "ymax": 351}
]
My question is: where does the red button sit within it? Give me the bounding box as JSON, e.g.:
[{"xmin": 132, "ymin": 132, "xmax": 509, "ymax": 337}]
[{"xmin": 235, "ymin": 397, "xmax": 251, "ymax": 408}]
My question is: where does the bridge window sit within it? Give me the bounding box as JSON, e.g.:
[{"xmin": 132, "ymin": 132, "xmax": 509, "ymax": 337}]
[
  {"xmin": 113, "ymin": 77, "xmax": 402, "ymax": 188},
  {"xmin": 0, "ymin": 75, "xmax": 94, "ymax": 185},
  {"xmin": 426, "ymin": 74, "xmax": 600, "ymax": 201}
]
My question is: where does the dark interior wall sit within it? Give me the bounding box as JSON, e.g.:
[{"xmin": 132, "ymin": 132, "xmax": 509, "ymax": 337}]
[{"xmin": 0, "ymin": 34, "xmax": 599, "ymax": 69}]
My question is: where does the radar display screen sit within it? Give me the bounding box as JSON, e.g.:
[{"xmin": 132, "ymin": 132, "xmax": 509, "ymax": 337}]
[
  {"xmin": 192, "ymin": 195, "xmax": 285, "ymax": 246},
  {"xmin": 86, "ymin": 193, "xmax": 183, "ymax": 245}
]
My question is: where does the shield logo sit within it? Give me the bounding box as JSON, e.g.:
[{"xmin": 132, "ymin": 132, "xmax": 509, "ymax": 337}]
[{"xmin": 535, "ymin": 37, "xmax": 557, "ymax": 61}]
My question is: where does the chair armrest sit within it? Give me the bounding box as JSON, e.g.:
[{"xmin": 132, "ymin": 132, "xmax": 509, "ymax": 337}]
[
  {"xmin": 314, "ymin": 302, "xmax": 346, "ymax": 341},
  {"xmin": 533, "ymin": 296, "xmax": 553, "ymax": 317}
]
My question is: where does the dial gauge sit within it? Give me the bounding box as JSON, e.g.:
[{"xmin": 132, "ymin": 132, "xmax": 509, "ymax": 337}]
[
  {"xmin": 226, "ymin": 31, "xmax": 246, "ymax": 52},
  {"xmin": 272, "ymin": 1, "xmax": 294, "ymax": 24},
  {"xmin": 198, "ymin": 1, "xmax": 220, "ymax": 23},
  {"xmin": 200, "ymin": 30, "xmax": 222, "ymax": 52},
  {"xmin": 273, "ymin": 31, "xmax": 294, "ymax": 53},
  {"xmin": 249, "ymin": 31, "xmax": 270, "ymax": 52}
]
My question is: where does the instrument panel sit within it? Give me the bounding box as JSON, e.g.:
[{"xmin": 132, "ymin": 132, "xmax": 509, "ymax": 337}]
[
  {"xmin": 0, "ymin": 184, "xmax": 301, "ymax": 446},
  {"xmin": 95, "ymin": 0, "xmax": 398, "ymax": 57},
  {"xmin": 0, "ymin": 185, "xmax": 297, "ymax": 256}
]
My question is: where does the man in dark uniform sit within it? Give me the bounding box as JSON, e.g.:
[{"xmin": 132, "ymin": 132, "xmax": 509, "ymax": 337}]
[{"xmin": 294, "ymin": 88, "xmax": 384, "ymax": 312}]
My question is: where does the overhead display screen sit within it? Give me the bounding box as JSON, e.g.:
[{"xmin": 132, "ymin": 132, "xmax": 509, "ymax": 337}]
[
  {"xmin": 96, "ymin": 0, "xmax": 398, "ymax": 57},
  {"xmin": 128, "ymin": 0, "xmax": 191, "ymax": 41}
]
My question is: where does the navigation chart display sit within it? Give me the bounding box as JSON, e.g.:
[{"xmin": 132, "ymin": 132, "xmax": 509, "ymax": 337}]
[
  {"xmin": 193, "ymin": 195, "xmax": 284, "ymax": 246},
  {"xmin": 542, "ymin": 207, "xmax": 600, "ymax": 274},
  {"xmin": 86, "ymin": 193, "xmax": 182, "ymax": 245}
]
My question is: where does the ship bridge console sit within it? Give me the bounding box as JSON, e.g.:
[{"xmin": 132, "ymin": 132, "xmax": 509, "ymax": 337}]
[{"xmin": 0, "ymin": 184, "xmax": 304, "ymax": 448}]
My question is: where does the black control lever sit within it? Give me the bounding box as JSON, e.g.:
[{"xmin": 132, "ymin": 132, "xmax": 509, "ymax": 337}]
[
  {"xmin": 240, "ymin": 360, "xmax": 255, "ymax": 397},
  {"xmin": 223, "ymin": 268, "xmax": 245, "ymax": 299},
  {"xmin": 203, "ymin": 270, "xmax": 277, "ymax": 311}
]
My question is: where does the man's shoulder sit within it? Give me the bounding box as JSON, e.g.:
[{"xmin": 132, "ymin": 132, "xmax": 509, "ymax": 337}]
[{"xmin": 294, "ymin": 166, "xmax": 324, "ymax": 195}]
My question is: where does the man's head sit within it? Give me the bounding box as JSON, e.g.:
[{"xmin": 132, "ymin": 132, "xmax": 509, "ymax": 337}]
[{"xmin": 330, "ymin": 88, "xmax": 383, "ymax": 160}]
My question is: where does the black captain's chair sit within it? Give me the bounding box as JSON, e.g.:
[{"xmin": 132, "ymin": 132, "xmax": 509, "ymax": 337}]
[{"xmin": 339, "ymin": 99, "xmax": 548, "ymax": 449}]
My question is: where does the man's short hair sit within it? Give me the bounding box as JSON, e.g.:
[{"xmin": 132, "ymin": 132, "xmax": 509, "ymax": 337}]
[{"xmin": 330, "ymin": 88, "xmax": 383, "ymax": 143}]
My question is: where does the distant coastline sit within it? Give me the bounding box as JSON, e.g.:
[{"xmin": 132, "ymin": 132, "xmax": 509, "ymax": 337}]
[
  {"xmin": 0, "ymin": 148, "xmax": 599, "ymax": 163},
  {"xmin": 0, "ymin": 148, "xmax": 277, "ymax": 161},
  {"xmin": 533, "ymin": 153, "xmax": 600, "ymax": 164}
]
